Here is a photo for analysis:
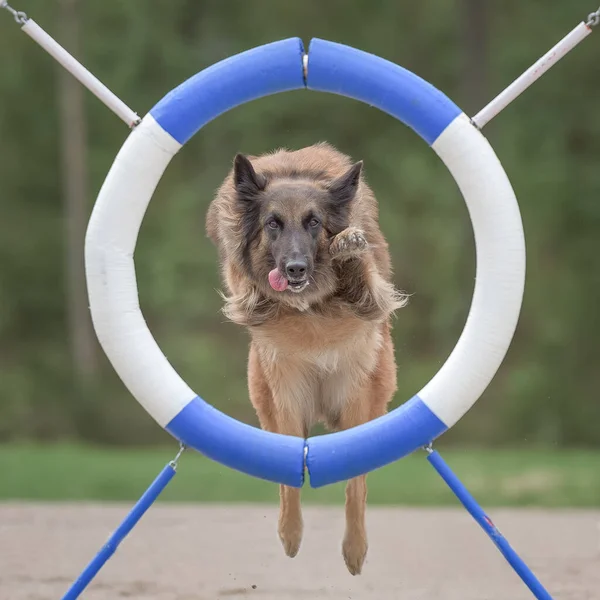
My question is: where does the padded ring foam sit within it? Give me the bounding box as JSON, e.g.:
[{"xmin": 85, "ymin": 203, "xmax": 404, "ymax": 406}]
[{"xmin": 85, "ymin": 37, "xmax": 525, "ymax": 488}]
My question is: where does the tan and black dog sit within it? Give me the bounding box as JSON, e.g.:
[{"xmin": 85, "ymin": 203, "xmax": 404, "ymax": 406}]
[{"xmin": 206, "ymin": 142, "xmax": 405, "ymax": 575}]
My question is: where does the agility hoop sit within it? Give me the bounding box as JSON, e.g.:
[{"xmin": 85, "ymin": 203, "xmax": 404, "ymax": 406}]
[
  {"xmin": 4, "ymin": 4, "xmax": 599, "ymax": 597},
  {"xmin": 84, "ymin": 37, "xmax": 525, "ymax": 488}
]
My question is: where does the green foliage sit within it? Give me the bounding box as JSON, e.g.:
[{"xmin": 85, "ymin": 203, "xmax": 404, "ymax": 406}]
[{"xmin": 0, "ymin": 1, "xmax": 598, "ymax": 446}]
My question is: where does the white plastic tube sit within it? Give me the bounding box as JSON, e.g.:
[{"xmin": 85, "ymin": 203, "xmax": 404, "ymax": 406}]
[
  {"xmin": 472, "ymin": 22, "xmax": 593, "ymax": 128},
  {"xmin": 21, "ymin": 19, "xmax": 139, "ymax": 127}
]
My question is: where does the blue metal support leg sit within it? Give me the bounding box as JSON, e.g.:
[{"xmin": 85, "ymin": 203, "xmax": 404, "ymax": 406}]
[
  {"xmin": 61, "ymin": 445, "xmax": 185, "ymax": 600},
  {"xmin": 426, "ymin": 447, "xmax": 553, "ymax": 600}
]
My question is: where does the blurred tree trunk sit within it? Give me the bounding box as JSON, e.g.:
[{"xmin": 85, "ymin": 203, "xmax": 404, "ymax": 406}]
[
  {"xmin": 57, "ymin": 0, "xmax": 97, "ymax": 384},
  {"xmin": 461, "ymin": 0, "xmax": 489, "ymax": 114}
]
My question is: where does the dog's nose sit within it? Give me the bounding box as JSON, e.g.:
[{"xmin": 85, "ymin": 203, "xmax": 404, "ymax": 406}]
[{"xmin": 285, "ymin": 260, "xmax": 307, "ymax": 280}]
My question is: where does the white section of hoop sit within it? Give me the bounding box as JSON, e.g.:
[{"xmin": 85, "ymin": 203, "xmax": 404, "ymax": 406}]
[
  {"xmin": 418, "ymin": 113, "xmax": 526, "ymax": 428},
  {"xmin": 472, "ymin": 22, "xmax": 592, "ymax": 128},
  {"xmin": 84, "ymin": 115, "xmax": 197, "ymax": 427},
  {"xmin": 21, "ymin": 19, "xmax": 140, "ymax": 127}
]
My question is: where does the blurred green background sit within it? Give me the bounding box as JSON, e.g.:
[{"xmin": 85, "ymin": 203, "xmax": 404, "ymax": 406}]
[{"xmin": 0, "ymin": 1, "xmax": 599, "ymax": 505}]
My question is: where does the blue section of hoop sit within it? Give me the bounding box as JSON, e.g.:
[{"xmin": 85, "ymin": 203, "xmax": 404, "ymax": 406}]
[
  {"xmin": 166, "ymin": 396, "xmax": 306, "ymax": 487},
  {"xmin": 306, "ymin": 38, "xmax": 462, "ymax": 145},
  {"xmin": 149, "ymin": 38, "xmax": 306, "ymax": 145},
  {"xmin": 306, "ymin": 396, "xmax": 447, "ymax": 488},
  {"xmin": 149, "ymin": 37, "xmax": 464, "ymax": 487}
]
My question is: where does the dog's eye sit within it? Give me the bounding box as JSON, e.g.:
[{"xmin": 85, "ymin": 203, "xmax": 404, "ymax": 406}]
[
  {"xmin": 309, "ymin": 218, "xmax": 320, "ymax": 228},
  {"xmin": 266, "ymin": 219, "xmax": 279, "ymax": 230}
]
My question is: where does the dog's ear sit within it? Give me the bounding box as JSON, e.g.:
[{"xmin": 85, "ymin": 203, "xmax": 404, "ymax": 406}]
[
  {"xmin": 233, "ymin": 153, "xmax": 267, "ymax": 199},
  {"xmin": 328, "ymin": 161, "xmax": 363, "ymax": 204}
]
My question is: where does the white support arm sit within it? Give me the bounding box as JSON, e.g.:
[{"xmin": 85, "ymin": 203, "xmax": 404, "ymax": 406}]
[
  {"xmin": 473, "ymin": 21, "xmax": 594, "ymax": 128},
  {"xmin": 21, "ymin": 19, "xmax": 139, "ymax": 127}
]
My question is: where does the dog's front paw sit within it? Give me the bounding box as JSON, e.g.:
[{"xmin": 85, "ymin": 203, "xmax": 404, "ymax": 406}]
[{"xmin": 330, "ymin": 227, "xmax": 368, "ymax": 260}]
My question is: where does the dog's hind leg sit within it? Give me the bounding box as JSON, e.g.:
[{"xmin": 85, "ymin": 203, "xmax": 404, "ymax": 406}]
[
  {"xmin": 248, "ymin": 344, "xmax": 311, "ymax": 558},
  {"xmin": 272, "ymin": 374, "xmax": 315, "ymax": 559},
  {"xmin": 278, "ymin": 484, "xmax": 303, "ymax": 557},
  {"xmin": 336, "ymin": 327, "xmax": 396, "ymax": 575},
  {"xmin": 276, "ymin": 409, "xmax": 306, "ymax": 558},
  {"xmin": 337, "ymin": 400, "xmax": 373, "ymax": 576}
]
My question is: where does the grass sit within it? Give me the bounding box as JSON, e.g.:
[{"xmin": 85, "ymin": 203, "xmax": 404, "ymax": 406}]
[{"xmin": 1, "ymin": 442, "xmax": 599, "ymax": 507}]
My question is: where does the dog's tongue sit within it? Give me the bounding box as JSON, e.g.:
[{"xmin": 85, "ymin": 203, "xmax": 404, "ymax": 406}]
[{"xmin": 268, "ymin": 268, "xmax": 289, "ymax": 292}]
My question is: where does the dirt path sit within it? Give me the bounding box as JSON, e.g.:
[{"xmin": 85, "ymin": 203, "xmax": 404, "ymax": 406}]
[{"xmin": 1, "ymin": 504, "xmax": 599, "ymax": 599}]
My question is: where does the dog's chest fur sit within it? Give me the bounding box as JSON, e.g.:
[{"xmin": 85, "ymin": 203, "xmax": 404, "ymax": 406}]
[{"xmin": 252, "ymin": 314, "xmax": 384, "ymax": 429}]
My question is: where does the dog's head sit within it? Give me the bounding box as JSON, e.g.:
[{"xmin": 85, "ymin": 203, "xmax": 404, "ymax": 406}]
[{"xmin": 231, "ymin": 153, "xmax": 363, "ymax": 305}]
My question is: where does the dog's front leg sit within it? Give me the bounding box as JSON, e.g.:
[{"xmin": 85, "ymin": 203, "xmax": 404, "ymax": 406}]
[
  {"xmin": 329, "ymin": 227, "xmax": 402, "ymax": 320},
  {"xmin": 329, "ymin": 226, "xmax": 369, "ymax": 259}
]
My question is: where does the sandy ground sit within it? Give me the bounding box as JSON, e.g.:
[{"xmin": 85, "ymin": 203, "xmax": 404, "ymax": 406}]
[{"xmin": 1, "ymin": 504, "xmax": 599, "ymax": 600}]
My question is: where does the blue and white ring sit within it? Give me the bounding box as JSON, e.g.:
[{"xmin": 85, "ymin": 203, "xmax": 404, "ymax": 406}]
[{"xmin": 84, "ymin": 37, "xmax": 525, "ymax": 488}]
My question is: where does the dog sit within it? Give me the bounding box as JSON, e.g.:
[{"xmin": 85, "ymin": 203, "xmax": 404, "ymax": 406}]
[{"xmin": 206, "ymin": 142, "xmax": 405, "ymax": 575}]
